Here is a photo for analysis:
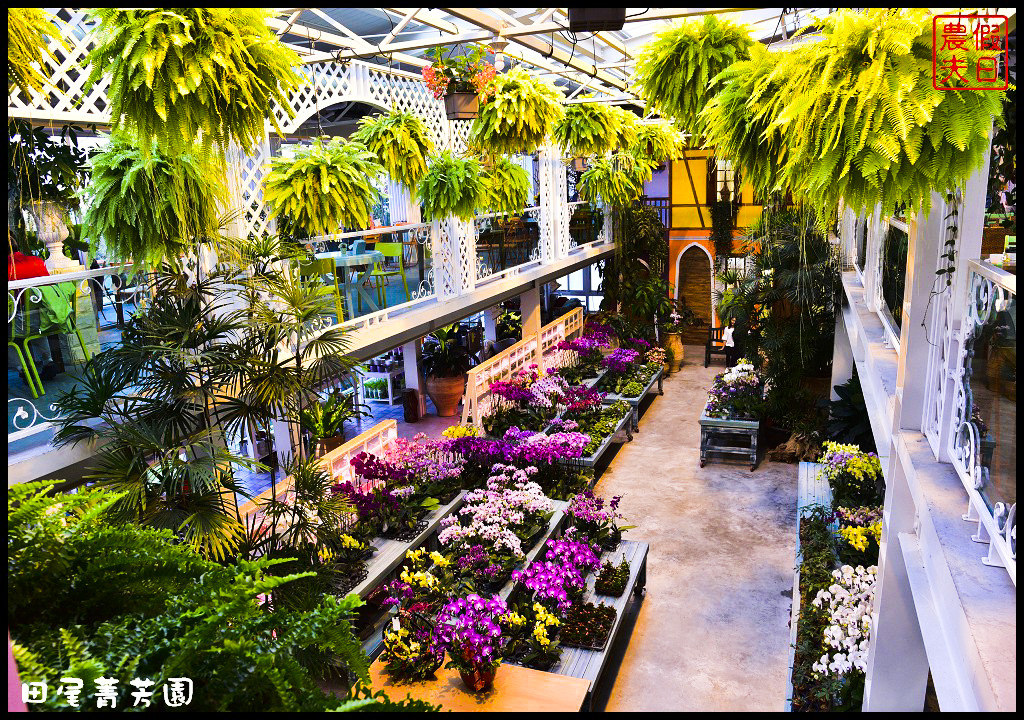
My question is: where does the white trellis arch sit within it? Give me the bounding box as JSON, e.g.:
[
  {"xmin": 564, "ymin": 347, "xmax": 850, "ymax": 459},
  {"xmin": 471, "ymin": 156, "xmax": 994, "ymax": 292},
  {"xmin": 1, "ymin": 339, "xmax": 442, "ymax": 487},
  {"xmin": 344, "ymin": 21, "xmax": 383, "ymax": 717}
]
[{"xmin": 7, "ymin": 9, "xmax": 465, "ymax": 239}]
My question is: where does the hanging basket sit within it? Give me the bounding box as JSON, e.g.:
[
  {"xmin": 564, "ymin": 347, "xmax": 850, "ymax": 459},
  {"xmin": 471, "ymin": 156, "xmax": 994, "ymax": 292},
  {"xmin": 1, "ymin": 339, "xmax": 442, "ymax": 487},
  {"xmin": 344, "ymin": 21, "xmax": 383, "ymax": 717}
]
[
  {"xmin": 444, "ymin": 91, "xmax": 479, "ymax": 120},
  {"xmin": 568, "ymin": 8, "xmax": 626, "ymax": 32}
]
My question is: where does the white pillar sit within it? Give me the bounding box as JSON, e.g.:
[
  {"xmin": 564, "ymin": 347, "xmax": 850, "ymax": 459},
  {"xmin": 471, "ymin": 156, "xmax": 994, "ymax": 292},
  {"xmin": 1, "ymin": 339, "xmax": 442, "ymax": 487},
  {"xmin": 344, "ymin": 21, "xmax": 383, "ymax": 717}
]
[
  {"xmin": 402, "ymin": 339, "xmax": 427, "ymax": 417},
  {"xmin": 894, "ymin": 194, "xmax": 944, "ymax": 432},
  {"xmin": 829, "ymin": 312, "xmax": 854, "ymax": 400},
  {"xmin": 482, "ymin": 304, "xmax": 500, "ymax": 344},
  {"xmin": 520, "ymin": 285, "xmax": 542, "ymax": 365},
  {"xmin": 432, "ymin": 217, "xmax": 476, "ymax": 301},
  {"xmin": 863, "ymin": 460, "xmax": 930, "ymax": 711},
  {"xmin": 537, "ymin": 143, "xmax": 570, "ymax": 261}
]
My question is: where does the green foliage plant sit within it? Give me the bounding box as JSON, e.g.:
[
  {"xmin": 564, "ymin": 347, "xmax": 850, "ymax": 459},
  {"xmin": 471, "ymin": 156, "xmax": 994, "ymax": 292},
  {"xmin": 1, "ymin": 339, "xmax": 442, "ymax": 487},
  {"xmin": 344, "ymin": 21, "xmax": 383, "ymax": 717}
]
[
  {"xmin": 263, "ymin": 136, "xmax": 383, "ymax": 238},
  {"xmin": 827, "ymin": 374, "xmax": 876, "ymax": 452},
  {"xmin": 421, "ymin": 324, "xmax": 474, "ymax": 378},
  {"xmin": 84, "ymin": 9, "xmax": 301, "ymax": 157},
  {"xmin": 8, "ymin": 9, "xmax": 65, "ymax": 98},
  {"xmin": 350, "ymin": 110, "xmax": 435, "ymax": 189},
  {"xmin": 552, "ymin": 101, "xmax": 620, "ymax": 157},
  {"xmin": 579, "ymin": 151, "xmax": 656, "ymax": 209},
  {"xmin": 635, "ymin": 121, "xmax": 685, "ymax": 164},
  {"xmin": 299, "ymin": 387, "xmax": 370, "ymax": 442},
  {"xmin": 8, "ymin": 121, "xmax": 90, "ymax": 211},
  {"xmin": 610, "ymin": 106, "xmax": 640, "ymax": 151},
  {"xmin": 416, "ymin": 151, "xmax": 484, "ymax": 222},
  {"xmin": 633, "ymin": 14, "xmax": 754, "ymax": 136},
  {"xmin": 700, "ymin": 44, "xmax": 791, "ymax": 201},
  {"xmin": 469, "ymin": 66, "xmax": 565, "ymax": 156},
  {"xmin": 481, "ymin": 155, "xmax": 531, "ymax": 215},
  {"xmin": 82, "ymin": 135, "xmax": 226, "ymax": 269},
  {"xmin": 705, "ymin": 10, "xmax": 1006, "ymax": 224}
]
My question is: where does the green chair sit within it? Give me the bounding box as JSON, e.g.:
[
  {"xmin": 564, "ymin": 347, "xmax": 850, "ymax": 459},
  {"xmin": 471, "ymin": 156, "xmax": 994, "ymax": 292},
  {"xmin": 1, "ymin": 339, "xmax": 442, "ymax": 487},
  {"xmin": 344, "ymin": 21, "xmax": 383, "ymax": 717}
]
[
  {"xmin": 9, "ymin": 282, "xmax": 92, "ymax": 397},
  {"xmin": 369, "ymin": 241, "xmax": 410, "ymax": 309},
  {"xmin": 298, "ymin": 257, "xmax": 345, "ymax": 325}
]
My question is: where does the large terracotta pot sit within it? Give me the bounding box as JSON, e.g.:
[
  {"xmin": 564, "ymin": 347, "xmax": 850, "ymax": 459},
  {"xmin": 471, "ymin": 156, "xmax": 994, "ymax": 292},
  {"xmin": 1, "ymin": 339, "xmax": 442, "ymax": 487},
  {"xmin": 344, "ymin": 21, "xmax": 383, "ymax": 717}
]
[
  {"xmin": 315, "ymin": 435, "xmax": 346, "ymax": 457},
  {"xmin": 425, "ymin": 374, "xmax": 465, "ymax": 417},
  {"xmin": 458, "ymin": 663, "xmax": 496, "ymax": 693},
  {"xmin": 663, "ymin": 332, "xmax": 684, "ymax": 372}
]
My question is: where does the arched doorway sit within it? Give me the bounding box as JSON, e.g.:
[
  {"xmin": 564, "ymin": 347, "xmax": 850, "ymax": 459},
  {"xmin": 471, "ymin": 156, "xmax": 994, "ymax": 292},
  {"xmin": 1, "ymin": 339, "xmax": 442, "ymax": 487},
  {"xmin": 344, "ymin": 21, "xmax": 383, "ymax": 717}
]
[{"xmin": 675, "ymin": 243, "xmax": 714, "ymax": 344}]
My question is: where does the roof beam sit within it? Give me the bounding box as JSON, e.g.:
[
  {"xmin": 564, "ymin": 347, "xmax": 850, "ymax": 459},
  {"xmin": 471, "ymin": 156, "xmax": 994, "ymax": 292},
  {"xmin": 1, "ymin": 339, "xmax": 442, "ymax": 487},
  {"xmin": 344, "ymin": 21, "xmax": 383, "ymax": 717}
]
[{"xmin": 440, "ymin": 8, "xmax": 629, "ymax": 91}]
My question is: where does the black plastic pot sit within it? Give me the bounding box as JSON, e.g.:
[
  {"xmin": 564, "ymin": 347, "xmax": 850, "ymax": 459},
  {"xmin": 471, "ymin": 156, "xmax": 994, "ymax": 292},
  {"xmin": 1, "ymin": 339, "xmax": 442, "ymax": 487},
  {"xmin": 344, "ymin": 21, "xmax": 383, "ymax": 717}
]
[{"xmin": 444, "ymin": 91, "xmax": 479, "ymax": 120}]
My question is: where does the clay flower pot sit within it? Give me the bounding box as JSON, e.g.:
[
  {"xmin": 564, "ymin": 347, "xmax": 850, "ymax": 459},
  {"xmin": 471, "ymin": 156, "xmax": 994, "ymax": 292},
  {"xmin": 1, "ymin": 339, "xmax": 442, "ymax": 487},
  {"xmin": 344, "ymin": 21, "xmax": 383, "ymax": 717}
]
[
  {"xmin": 663, "ymin": 332, "xmax": 684, "ymax": 371},
  {"xmin": 425, "ymin": 374, "xmax": 465, "ymax": 417},
  {"xmin": 458, "ymin": 663, "xmax": 496, "ymax": 693}
]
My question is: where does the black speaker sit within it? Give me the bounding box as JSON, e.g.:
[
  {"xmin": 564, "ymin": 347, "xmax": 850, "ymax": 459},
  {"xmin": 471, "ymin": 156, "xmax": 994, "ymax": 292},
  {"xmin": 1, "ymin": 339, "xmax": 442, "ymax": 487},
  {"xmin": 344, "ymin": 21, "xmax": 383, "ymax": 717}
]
[{"xmin": 568, "ymin": 8, "xmax": 627, "ymax": 33}]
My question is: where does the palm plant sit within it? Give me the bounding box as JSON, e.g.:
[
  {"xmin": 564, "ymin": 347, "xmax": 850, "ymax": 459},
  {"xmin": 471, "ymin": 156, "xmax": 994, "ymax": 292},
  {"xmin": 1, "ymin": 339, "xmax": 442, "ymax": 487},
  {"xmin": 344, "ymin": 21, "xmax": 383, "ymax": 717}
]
[
  {"xmin": 298, "ymin": 388, "xmax": 370, "ymax": 449},
  {"xmin": 53, "ymin": 247, "xmax": 356, "ymax": 557},
  {"xmin": 84, "ymin": 8, "xmax": 301, "ymax": 157},
  {"xmin": 421, "ymin": 324, "xmax": 474, "ymax": 378}
]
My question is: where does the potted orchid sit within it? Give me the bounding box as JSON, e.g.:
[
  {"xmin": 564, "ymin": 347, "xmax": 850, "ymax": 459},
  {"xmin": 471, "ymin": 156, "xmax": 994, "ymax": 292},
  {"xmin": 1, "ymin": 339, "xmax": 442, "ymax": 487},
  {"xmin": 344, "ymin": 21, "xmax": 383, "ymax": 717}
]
[
  {"xmin": 422, "ymin": 44, "xmax": 497, "ymax": 120},
  {"xmin": 433, "ymin": 594, "xmax": 510, "ymax": 692}
]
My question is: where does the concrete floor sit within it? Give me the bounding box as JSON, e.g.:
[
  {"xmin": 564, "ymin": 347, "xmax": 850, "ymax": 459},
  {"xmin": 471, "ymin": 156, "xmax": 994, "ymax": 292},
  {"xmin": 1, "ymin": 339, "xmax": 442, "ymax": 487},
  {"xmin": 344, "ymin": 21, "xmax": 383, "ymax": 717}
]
[{"xmin": 592, "ymin": 348, "xmax": 798, "ymax": 712}]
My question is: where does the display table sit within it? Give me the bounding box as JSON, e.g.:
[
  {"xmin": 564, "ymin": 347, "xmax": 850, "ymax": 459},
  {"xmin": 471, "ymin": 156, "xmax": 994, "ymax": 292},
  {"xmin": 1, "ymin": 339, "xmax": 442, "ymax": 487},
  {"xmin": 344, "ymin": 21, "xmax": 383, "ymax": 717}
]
[
  {"xmin": 698, "ymin": 408, "xmax": 760, "ymax": 471},
  {"xmin": 360, "ymin": 367, "xmax": 404, "ymax": 405},
  {"xmin": 315, "ymin": 249, "xmax": 386, "ymax": 318},
  {"xmin": 366, "ymin": 653, "xmax": 590, "ymax": 712}
]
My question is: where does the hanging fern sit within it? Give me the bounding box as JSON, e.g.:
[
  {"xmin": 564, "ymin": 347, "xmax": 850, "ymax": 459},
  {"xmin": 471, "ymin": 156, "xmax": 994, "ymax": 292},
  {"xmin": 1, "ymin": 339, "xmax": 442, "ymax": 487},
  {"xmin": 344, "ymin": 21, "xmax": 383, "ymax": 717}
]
[
  {"xmin": 700, "ymin": 44, "xmax": 791, "ymax": 200},
  {"xmin": 350, "ymin": 110, "xmax": 434, "ymax": 190},
  {"xmin": 633, "ymin": 14, "xmax": 754, "ymax": 136},
  {"xmin": 263, "ymin": 137, "xmax": 383, "ymax": 238},
  {"xmin": 8, "ymin": 9, "xmax": 64, "ymax": 98},
  {"xmin": 469, "ymin": 67, "xmax": 565, "ymax": 156},
  {"xmin": 579, "ymin": 151, "xmax": 656, "ymax": 209},
  {"xmin": 610, "ymin": 106, "xmax": 640, "ymax": 151},
  {"xmin": 416, "ymin": 152, "xmax": 484, "ymax": 222},
  {"xmin": 84, "ymin": 9, "xmax": 302, "ymax": 157},
  {"xmin": 82, "ymin": 135, "xmax": 226, "ymax": 270},
  {"xmin": 635, "ymin": 121, "xmax": 686, "ymax": 164},
  {"xmin": 552, "ymin": 101, "xmax": 619, "ymax": 157},
  {"xmin": 481, "ymin": 156, "xmax": 531, "ymax": 215},
  {"xmin": 717, "ymin": 10, "xmax": 1006, "ymax": 222}
]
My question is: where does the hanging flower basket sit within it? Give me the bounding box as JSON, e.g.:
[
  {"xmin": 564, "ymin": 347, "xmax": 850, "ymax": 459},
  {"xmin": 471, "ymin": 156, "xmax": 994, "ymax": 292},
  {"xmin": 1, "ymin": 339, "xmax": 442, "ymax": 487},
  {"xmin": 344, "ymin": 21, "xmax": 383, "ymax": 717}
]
[{"xmin": 444, "ymin": 91, "xmax": 479, "ymax": 120}]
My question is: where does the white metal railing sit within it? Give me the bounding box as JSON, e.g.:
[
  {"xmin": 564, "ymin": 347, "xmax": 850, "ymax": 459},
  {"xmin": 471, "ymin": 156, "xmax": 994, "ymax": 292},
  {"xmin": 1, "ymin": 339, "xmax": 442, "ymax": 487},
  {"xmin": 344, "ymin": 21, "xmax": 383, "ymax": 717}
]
[{"xmin": 947, "ymin": 260, "xmax": 1016, "ymax": 583}]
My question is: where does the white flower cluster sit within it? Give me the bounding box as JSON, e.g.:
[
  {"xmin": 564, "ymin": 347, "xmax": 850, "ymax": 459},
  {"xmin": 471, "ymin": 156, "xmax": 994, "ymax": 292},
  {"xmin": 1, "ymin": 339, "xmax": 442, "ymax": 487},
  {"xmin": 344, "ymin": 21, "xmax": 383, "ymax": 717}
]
[
  {"xmin": 437, "ymin": 465, "xmax": 552, "ymax": 558},
  {"xmin": 810, "ymin": 565, "xmax": 877, "ymax": 677},
  {"xmin": 721, "ymin": 361, "xmax": 756, "ymax": 385}
]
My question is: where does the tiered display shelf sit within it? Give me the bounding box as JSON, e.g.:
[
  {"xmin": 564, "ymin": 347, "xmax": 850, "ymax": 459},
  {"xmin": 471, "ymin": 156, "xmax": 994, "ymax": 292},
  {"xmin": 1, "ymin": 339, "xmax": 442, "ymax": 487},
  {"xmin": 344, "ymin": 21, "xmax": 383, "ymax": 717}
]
[{"xmin": 533, "ymin": 539, "xmax": 650, "ymax": 711}]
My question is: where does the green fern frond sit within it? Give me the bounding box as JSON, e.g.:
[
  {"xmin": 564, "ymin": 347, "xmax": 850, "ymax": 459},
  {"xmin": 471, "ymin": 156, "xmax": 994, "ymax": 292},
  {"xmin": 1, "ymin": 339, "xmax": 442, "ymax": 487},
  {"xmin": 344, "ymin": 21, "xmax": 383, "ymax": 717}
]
[
  {"xmin": 350, "ymin": 110, "xmax": 434, "ymax": 189},
  {"xmin": 481, "ymin": 156, "xmax": 531, "ymax": 215},
  {"xmin": 469, "ymin": 67, "xmax": 564, "ymax": 155},
  {"xmin": 8, "ymin": 9, "xmax": 66, "ymax": 97},
  {"xmin": 416, "ymin": 151, "xmax": 484, "ymax": 222}
]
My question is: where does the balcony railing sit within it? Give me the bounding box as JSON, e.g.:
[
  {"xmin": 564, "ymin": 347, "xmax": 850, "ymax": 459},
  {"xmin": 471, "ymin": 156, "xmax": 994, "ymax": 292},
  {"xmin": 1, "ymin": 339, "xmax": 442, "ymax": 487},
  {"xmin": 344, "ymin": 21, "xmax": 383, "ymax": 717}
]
[
  {"xmin": 950, "ymin": 260, "xmax": 1016, "ymax": 582},
  {"xmin": 8, "ymin": 264, "xmax": 141, "ymax": 442}
]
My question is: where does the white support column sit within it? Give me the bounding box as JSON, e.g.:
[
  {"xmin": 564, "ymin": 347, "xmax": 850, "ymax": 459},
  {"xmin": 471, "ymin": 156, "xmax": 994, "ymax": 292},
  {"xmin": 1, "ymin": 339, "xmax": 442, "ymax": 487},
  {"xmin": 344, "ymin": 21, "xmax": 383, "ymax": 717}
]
[
  {"xmin": 520, "ymin": 285, "xmax": 542, "ymax": 365},
  {"xmin": 482, "ymin": 303, "xmax": 500, "ymax": 344},
  {"xmin": 432, "ymin": 216, "xmax": 477, "ymax": 301},
  {"xmin": 402, "ymin": 339, "xmax": 427, "ymax": 417},
  {"xmin": 388, "ymin": 179, "xmax": 421, "ymax": 224},
  {"xmin": 272, "ymin": 416, "xmax": 297, "ymax": 471},
  {"xmin": 895, "ymin": 195, "xmax": 944, "ymax": 432},
  {"xmin": 537, "ymin": 142, "xmax": 571, "ymax": 261},
  {"xmin": 863, "ymin": 206, "xmax": 884, "ymax": 313},
  {"xmin": 829, "ymin": 312, "xmax": 854, "ymax": 401},
  {"xmin": 863, "ymin": 459, "xmax": 931, "ymax": 711}
]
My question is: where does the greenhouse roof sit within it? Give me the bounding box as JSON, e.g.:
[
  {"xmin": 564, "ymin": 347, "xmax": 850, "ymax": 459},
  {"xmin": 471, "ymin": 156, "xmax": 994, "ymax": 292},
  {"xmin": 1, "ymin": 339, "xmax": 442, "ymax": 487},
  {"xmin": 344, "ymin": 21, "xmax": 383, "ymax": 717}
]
[{"xmin": 272, "ymin": 8, "xmax": 831, "ymax": 106}]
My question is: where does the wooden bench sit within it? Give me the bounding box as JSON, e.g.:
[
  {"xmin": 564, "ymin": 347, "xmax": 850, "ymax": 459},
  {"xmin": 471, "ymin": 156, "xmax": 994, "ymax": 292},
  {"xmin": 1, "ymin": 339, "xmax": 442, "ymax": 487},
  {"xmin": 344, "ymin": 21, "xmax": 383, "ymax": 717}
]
[{"xmin": 705, "ymin": 325, "xmax": 728, "ymax": 367}]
